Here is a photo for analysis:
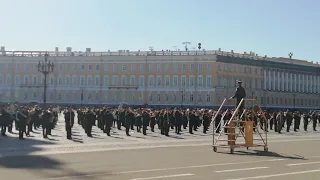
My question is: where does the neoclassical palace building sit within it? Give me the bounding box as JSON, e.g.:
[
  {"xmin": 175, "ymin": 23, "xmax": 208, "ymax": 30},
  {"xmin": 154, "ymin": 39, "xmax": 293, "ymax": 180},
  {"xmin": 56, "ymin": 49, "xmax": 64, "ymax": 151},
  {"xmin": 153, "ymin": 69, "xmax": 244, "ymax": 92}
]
[{"xmin": 0, "ymin": 46, "xmax": 319, "ymax": 108}]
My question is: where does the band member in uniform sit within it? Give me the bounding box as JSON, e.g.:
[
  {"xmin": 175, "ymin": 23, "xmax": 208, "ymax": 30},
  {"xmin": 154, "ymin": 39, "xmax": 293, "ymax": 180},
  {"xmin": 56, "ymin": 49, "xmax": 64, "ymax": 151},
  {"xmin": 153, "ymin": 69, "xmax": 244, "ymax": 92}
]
[
  {"xmin": 103, "ymin": 108, "xmax": 114, "ymax": 136},
  {"xmin": 142, "ymin": 110, "xmax": 150, "ymax": 135},
  {"xmin": 0, "ymin": 107, "xmax": 11, "ymax": 136},
  {"xmin": 17, "ymin": 106, "xmax": 28, "ymax": 139},
  {"xmin": 65, "ymin": 107, "xmax": 75, "ymax": 139},
  {"xmin": 41, "ymin": 109, "xmax": 52, "ymax": 138},
  {"xmin": 174, "ymin": 109, "xmax": 182, "ymax": 134},
  {"xmin": 125, "ymin": 108, "xmax": 134, "ymax": 136},
  {"xmin": 85, "ymin": 109, "xmax": 96, "ymax": 137},
  {"xmin": 229, "ymin": 80, "xmax": 246, "ymax": 119}
]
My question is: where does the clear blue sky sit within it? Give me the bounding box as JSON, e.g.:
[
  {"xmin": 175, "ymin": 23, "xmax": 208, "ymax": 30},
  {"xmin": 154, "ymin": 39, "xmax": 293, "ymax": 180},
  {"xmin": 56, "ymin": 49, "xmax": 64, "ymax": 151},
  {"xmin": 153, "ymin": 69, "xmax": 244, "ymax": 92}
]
[{"xmin": 1, "ymin": 0, "xmax": 319, "ymax": 62}]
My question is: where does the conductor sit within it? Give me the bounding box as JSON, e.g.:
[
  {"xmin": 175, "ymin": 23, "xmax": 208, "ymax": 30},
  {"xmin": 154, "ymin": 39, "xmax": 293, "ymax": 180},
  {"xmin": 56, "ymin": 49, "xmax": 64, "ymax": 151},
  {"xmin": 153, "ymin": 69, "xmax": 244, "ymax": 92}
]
[{"xmin": 229, "ymin": 80, "xmax": 246, "ymax": 116}]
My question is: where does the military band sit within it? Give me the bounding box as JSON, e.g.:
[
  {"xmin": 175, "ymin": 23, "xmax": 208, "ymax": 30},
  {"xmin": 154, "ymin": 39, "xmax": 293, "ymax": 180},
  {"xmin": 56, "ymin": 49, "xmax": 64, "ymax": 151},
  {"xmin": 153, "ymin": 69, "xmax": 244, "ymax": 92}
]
[{"xmin": 0, "ymin": 103, "xmax": 320, "ymax": 141}]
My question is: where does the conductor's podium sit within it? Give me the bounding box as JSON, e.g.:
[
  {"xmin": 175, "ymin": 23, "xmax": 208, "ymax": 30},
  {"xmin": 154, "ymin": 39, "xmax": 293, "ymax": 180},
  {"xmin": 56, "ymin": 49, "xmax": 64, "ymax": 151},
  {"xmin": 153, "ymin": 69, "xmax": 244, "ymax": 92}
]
[{"xmin": 212, "ymin": 98, "xmax": 268, "ymax": 154}]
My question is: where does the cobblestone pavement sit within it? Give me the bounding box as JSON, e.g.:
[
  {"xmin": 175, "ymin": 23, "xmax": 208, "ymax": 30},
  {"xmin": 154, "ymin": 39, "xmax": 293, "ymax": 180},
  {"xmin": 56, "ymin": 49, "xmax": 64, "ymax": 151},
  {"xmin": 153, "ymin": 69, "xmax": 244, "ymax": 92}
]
[{"xmin": 0, "ymin": 114, "xmax": 319, "ymax": 156}]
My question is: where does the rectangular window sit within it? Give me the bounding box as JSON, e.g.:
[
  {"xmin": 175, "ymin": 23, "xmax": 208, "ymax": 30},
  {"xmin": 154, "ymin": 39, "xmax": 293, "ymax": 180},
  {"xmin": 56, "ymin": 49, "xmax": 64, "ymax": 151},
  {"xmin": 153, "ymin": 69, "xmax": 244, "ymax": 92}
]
[
  {"xmin": 15, "ymin": 76, "xmax": 20, "ymax": 85},
  {"xmin": 121, "ymin": 76, "xmax": 126, "ymax": 86},
  {"xmin": 148, "ymin": 76, "xmax": 154, "ymax": 86},
  {"xmin": 112, "ymin": 76, "xmax": 118, "ymax": 85},
  {"xmin": 198, "ymin": 76, "xmax": 203, "ymax": 87},
  {"xmin": 122, "ymin": 64, "xmax": 127, "ymax": 71},
  {"xmin": 148, "ymin": 64, "xmax": 153, "ymax": 71},
  {"xmin": 189, "ymin": 76, "xmax": 194, "ymax": 87},
  {"xmin": 24, "ymin": 76, "xmax": 29, "ymax": 84},
  {"xmin": 72, "ymin": 76, "xmax": 77, "ymax": 85},
  {"xmin": 139, "ymin": 76, "xmax": 144, "ymax": 86},
  {"xmin": 66, "ymin": 76, "xmax": 70, "ymax": 85},
  {"xmin": 157, "ymin": 76, "xmax": 162, "ymax": 86},
  {"xmin": 131, "ymin": 64, "xmax": 136, "ymax": 71},
  {"xmin": 104, "ymin": 76, "xmax": 109, "ymax": 86},
  {"xmin": 164, "ymin": 64, "xmax": 169, "ymax": 71},
  {"xmin": 173, "ymin": 76, "xmax": 178, "ymax": 87},
  {"xmin": 165, "ymin": 76, "xmax": 170, "ymax": 87},
  {"xmin": 95, "ymin": 76, "xmax": 100, "ymax": 86},
  {"xmin": 182, "ymin": 64, "xmax": 186, "ymax": 71},
  {"xmin": 130, "ymin": 76, "xmax": 135, "ymax": 86},
  {"xmin": 33, "ymin": 76, "xmax": 37, "ymax": 85},
  {"xmin": 87, "ymin": 76, "xmax": 92, "ymax": 86},
  {"xmin": 173, "ymin": 64, "xmax": 178, "ymax": 71},
  {"xmin": 140, "ymin": 64, "xmax": 145, "ymax": 71},
  {"xmin": 113, "ymin": 64, "xmax": 117, "ymax": 72},
  {"xmin": 6, "ymin": 75, "xmax": 11, "ymax": 85},
  {"xmin": 181, "ymin": 76, "xmax": 186, "ymax": 87},
  {"xmin": 190, "ymin": 64, "xmax": 194, "ymax": 70},
  {"xmin": 206, "ymin": 76, "xmax": 211, "ymax": 87},
  {"xmin": 80, "ymin": 76, "xmax": 85, "ymax": 86}
]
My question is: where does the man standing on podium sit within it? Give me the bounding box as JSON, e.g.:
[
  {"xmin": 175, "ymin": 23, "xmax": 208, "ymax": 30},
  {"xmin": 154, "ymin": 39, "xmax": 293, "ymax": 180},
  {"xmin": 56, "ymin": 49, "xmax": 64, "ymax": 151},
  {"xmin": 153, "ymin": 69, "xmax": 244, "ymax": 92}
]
[{"xmin": 229, "ymin": 80, "xmax": 246, "ymax": 120}]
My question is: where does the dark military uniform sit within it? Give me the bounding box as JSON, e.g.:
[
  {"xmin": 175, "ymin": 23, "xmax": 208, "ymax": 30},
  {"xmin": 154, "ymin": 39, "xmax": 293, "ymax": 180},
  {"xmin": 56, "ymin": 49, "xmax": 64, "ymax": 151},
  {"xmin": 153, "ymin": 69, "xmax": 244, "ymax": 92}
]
[
  {"xmin": 85, "ymin": 110, "xmax": 96, "ymax": 137},
  {"xmin": 17, "ymin": 108, "xmax": 28, "ymax": 139},
  {"xmin": 103, "ymin": 109, "xmax": 114, "ymax": 136},
  {"xmin": 0, "ymin": 109, "xmax": 11, "ymax": 136},
  {"xmin": 231, "ymin": 81, "xmax": 246, "ymax": 119},
  {"xmin": 65, "ymin": 109, "xmax": 75, "ymax": 139}
]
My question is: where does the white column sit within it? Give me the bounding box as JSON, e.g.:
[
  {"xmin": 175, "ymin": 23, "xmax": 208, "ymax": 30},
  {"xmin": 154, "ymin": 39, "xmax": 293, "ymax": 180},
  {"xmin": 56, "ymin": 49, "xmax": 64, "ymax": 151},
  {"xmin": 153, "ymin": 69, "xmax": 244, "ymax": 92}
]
[
  {"xmin": 282, "ymin": 72, "xmax": 285, "ymax": 91},
  {"xmin": 298, "ymin": 74, "xmax": 301, "ymax": 92},
  {"xmin": 311, "ymin": 75, "xmax": 317, "ymax": 93},
  {"xmin": 290, "ymin": 73, "xmax": 293, "ymax": 92},
  {"xmin": 264, "ymin": 69, "xmax": 267, "ymax": 90},
  {"xmin": 293, "ymin": 73, "xmax": 299, "ymax": 92},
  {"xmin": 316, "ymin": 75, "xmax": 319, "ymax": 93},
  {"xmin": 285, "ymin": 72, "xmax": 288, "ymax": 91},
  {"xmin": 268, "ymin": 70, "xmax": 271, "ymax": 90},
  {"xmin": 276, "ymin": 71, "xmax": 281, "ymax": 91},
  {"xmin": 318, "ymin": 75, "xmax": 320, "ymax": 93},
  {"xmin": 273, "ymin": 70, "xmax": 276, "ymax": 91},
  {"xmin": 306, "ymin": 74, "xmax": 309, "ymax": 93}
]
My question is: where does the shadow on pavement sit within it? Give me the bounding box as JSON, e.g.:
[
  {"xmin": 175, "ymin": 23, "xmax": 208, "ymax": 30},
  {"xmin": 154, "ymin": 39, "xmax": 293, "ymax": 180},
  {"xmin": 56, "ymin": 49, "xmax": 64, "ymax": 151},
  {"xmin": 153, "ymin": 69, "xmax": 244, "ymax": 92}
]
[
  {"xmin": 0, "ymin": 136, "xmax": 113, "ymax": 180},
  {"xmin": 219, "ymin": 149, "xmax": 307, "ymax": 160}
]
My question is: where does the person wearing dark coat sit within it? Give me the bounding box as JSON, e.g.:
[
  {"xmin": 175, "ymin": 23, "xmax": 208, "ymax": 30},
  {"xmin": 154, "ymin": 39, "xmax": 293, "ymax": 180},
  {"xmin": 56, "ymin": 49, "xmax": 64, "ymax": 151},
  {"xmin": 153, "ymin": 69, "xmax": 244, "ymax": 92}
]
[
  {"xmin": 103, "ymin": 109, "xmax": 114, "ymax": 136},
  {"xmin": 41, "ymin": 110, "xmax": 53, "ymax": 138},
  {"xmin": 17, "ymin": 107, "xmax": 28, "ymax": 139},
  {"xmin": 85, "ymin": 109, "xmax": 96, "ymax": 137},
  {"xmin": 135, "ymin": 113, "xmax": 142, "ymax": 133},
  {"xmin": 162, "ymin": 111, "xmax": 170, "ymax": 136},
  {"xmin": 229, "ymin": 80, "xmax": 246, "ymax": 119},
  {"xmin": 189, "ymin": 111, "xmax": 196, "ymax": 134},
  {"xmin": 142, "ymin": 111, "xmax": 150, "ymax": 135},
  {"xmin": 0, "ymin": 109, "xmax": 11, "ymax": 136},
  {"xmin": 118, "ymin": 111, "xmax": 125, "ymax": 130},
  {"xmin": 174, "ymin": 110, "xmax": 182, "ymax": 134},
  {"xmin": 202, "ymin": 111, "xmax": 211, "ymax": 134},
  {"xmin": 64, "ymin": 107, "xmax": 75, "ymax": 139},
  {"xmin": 125, "ymin": 110, "xmax": 134, "ymax": 136}
]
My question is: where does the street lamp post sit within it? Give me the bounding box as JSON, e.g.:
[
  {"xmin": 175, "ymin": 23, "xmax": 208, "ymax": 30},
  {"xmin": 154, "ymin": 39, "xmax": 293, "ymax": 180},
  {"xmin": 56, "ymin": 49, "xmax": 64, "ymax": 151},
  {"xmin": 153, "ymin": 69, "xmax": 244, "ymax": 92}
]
[
  {"xmin": 37, "ymin": 53, "xmax": 54, "ymax": 108},
  {"xmin": 179, "ymin": 88, "xmax": 185, "ymax": 108},
  {"xmin": 80, "ymin": 87, "xmax": 85, "ymax": 106}
]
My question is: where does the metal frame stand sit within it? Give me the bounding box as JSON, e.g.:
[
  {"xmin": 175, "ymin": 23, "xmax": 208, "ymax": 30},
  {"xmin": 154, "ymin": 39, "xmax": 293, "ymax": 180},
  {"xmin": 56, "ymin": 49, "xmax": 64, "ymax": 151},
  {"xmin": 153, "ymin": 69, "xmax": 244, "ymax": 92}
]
[{"xmin": 212, "ymin": 98, "xmax": 268, "ymax": 154}]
